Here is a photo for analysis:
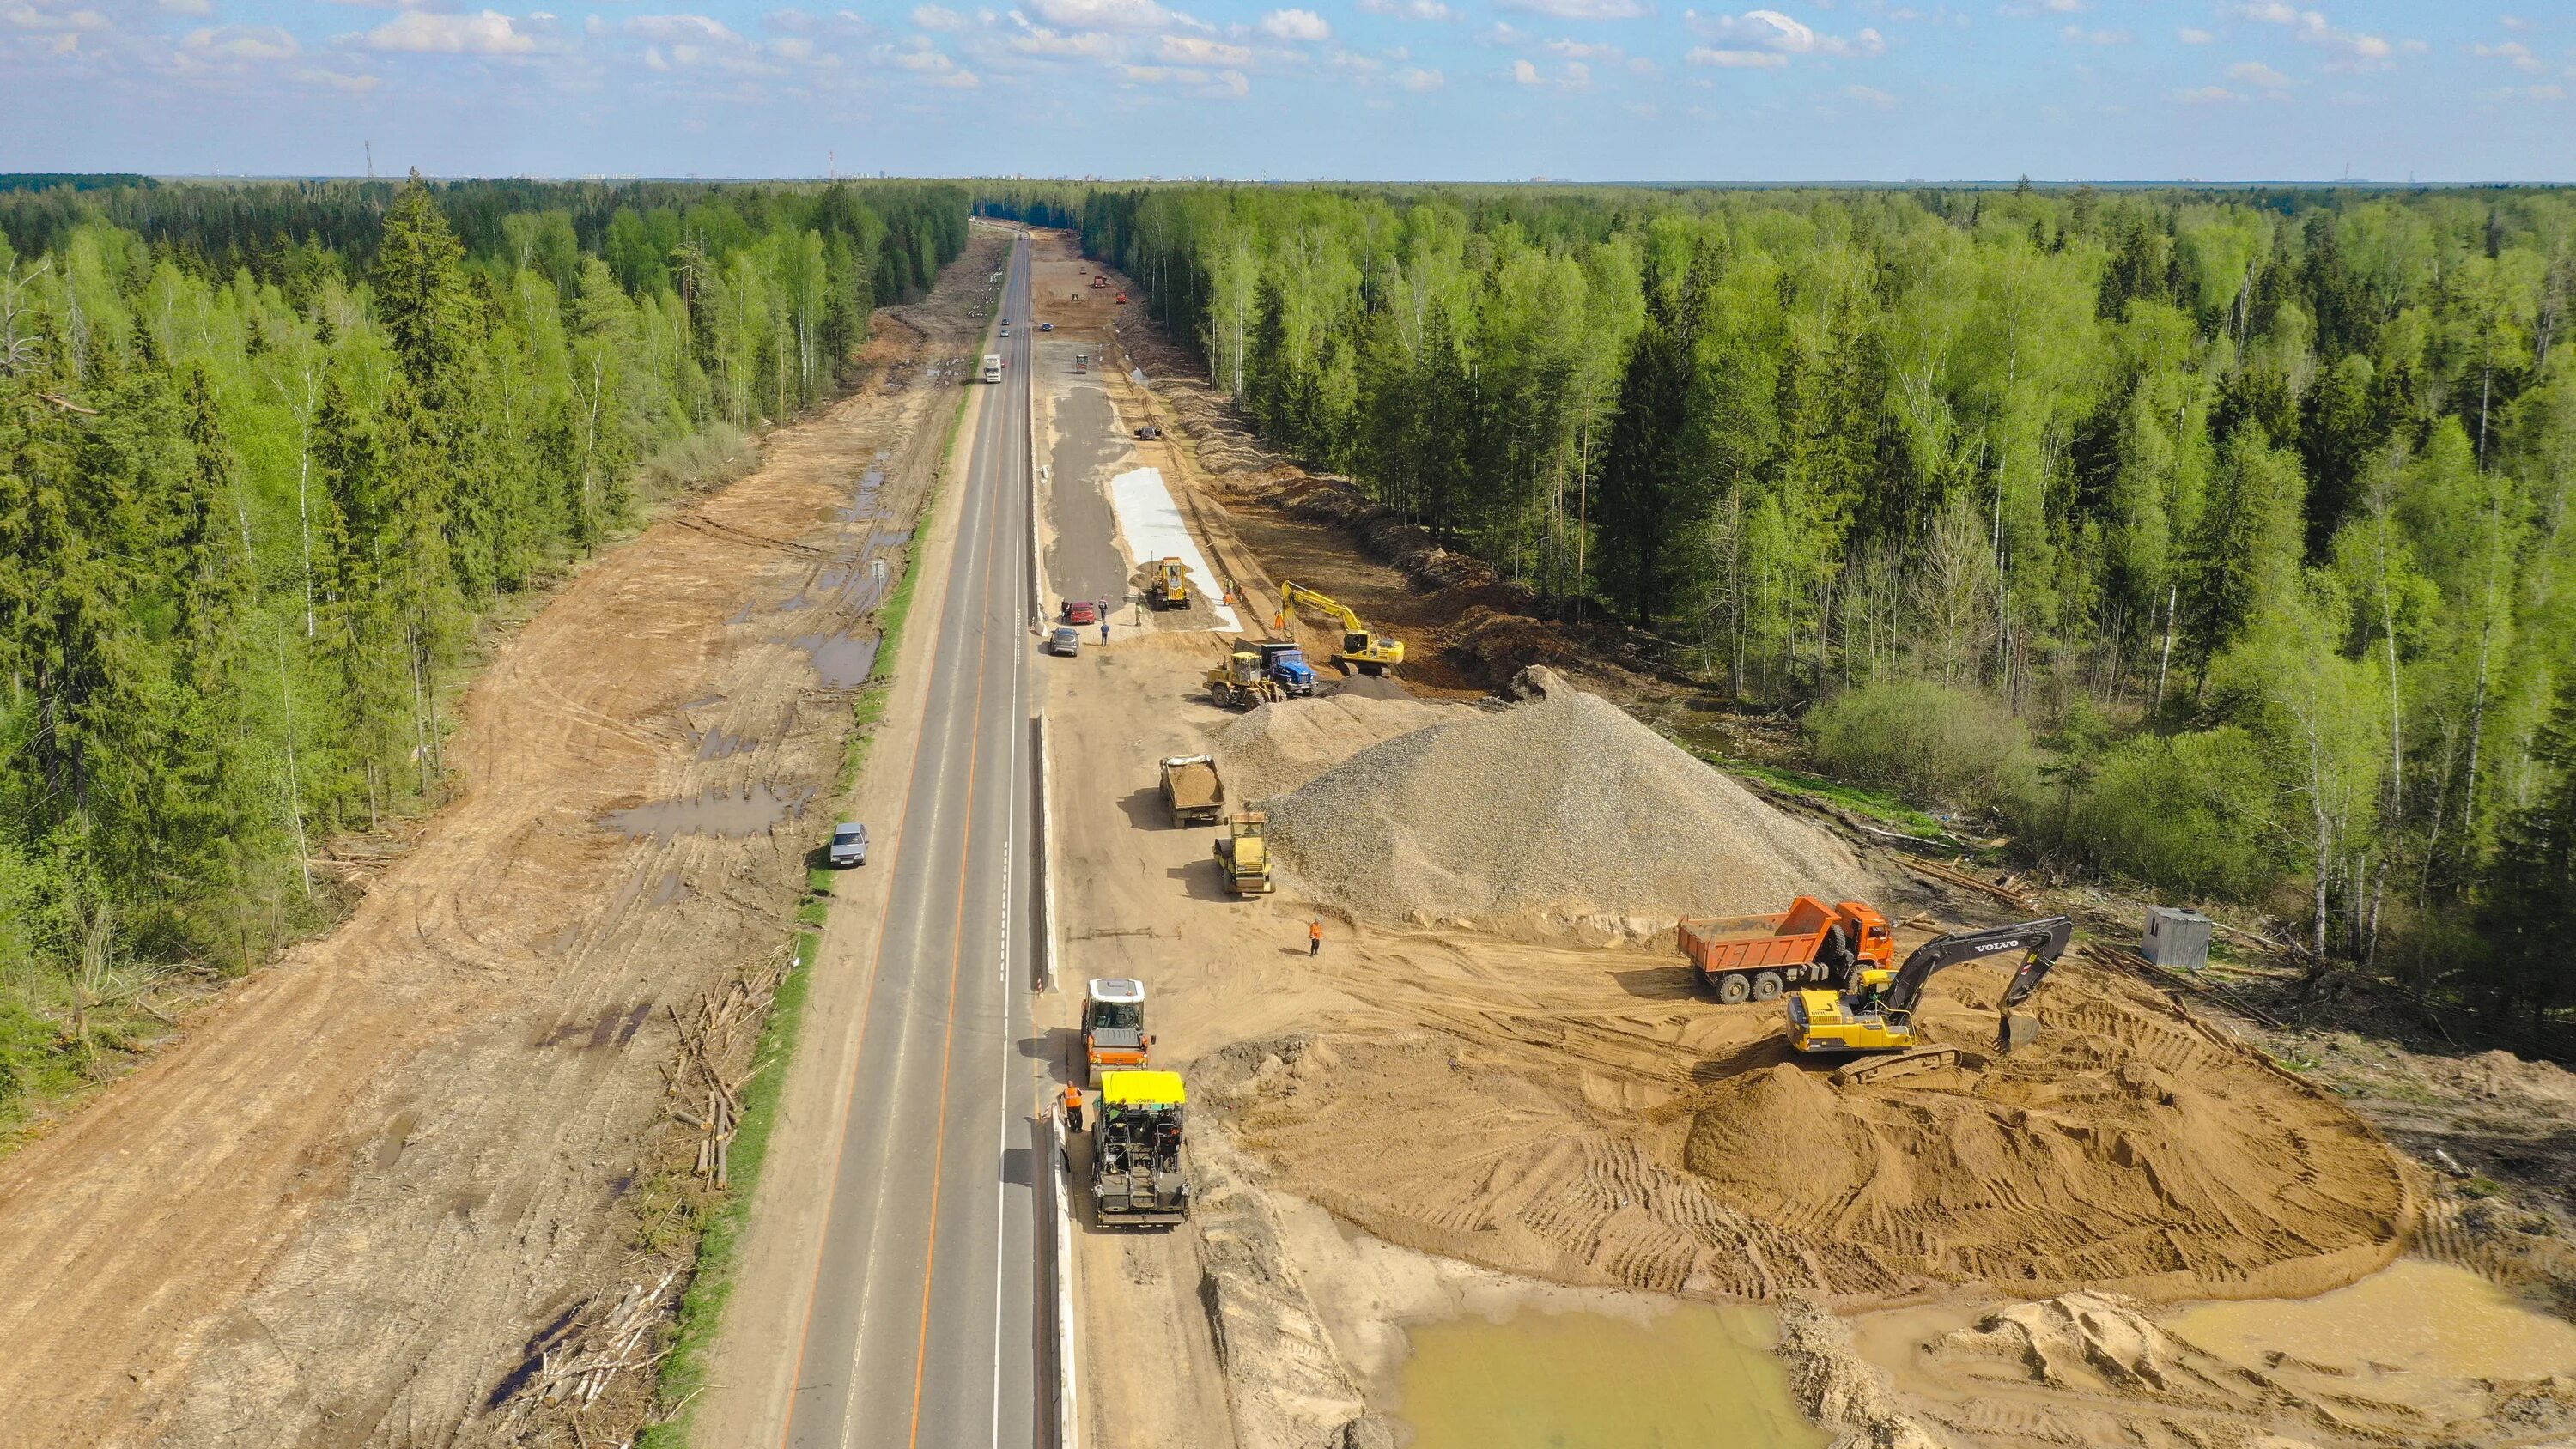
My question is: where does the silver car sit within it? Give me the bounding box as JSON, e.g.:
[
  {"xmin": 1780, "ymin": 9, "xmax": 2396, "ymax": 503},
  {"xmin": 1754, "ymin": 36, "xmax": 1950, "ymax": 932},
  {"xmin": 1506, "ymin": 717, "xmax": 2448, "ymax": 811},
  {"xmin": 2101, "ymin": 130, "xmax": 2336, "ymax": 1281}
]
[
  {"xmin": 828, "ymin": 821, "xmax": 869, "ymax": 867},
  {"xmin": 1048, "ymin": 626, "xmax": 1082, "ymax": 657}
]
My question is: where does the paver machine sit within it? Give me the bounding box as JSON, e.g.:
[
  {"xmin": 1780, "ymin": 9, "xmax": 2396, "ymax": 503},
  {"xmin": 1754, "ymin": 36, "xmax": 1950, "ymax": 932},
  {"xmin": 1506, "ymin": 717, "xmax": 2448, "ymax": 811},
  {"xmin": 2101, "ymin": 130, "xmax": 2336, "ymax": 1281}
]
[
  {"xmin": 1092, "ymin": 1070, "xmax": 1192, "ymax": 1225},
  {"xmin": 1080, "ymin": 978, "xmax": 1152, "ymax": 1083},
  {"xmin": 1785, "ymin": 914, "xmax": 2075, "ymax": 1086}
]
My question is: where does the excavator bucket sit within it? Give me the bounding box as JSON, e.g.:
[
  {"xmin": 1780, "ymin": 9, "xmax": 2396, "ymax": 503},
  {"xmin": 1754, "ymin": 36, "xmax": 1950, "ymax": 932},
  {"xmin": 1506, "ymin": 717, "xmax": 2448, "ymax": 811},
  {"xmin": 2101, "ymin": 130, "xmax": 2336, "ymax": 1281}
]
[{"xmin": 1831, "ymin": 1045, "xmax": 1960, "ymax": 1088}]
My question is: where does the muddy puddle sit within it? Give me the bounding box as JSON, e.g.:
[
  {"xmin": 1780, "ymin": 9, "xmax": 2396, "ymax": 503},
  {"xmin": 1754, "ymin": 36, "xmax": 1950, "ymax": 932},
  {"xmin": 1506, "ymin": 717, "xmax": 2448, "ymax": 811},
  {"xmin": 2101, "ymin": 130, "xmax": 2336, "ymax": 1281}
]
[
  {"xmin": 2164, "ymin": 1258, "xmax": 2576, "ymax": 1383},
  {"xmin": 598, "ymin": 784, "xmax": 811, "ymax": 840},
  {"xmin": 789, "ymin": 631, "xmax": 879, "ymax": 688},
  {"xmin": 1388, "ymin": 1303, "xmax": 1823, "ymax": 1449}
]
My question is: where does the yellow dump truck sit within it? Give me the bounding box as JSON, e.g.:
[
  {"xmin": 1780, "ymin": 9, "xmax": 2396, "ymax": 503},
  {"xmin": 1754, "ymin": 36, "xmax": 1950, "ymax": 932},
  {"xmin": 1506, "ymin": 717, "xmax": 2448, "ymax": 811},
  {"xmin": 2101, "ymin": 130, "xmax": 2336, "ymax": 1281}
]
[
  {"xmin": 1159, "ymin": 755, "xmax": 1224, "ymax": 828},
  {"xmin": 1212, "ymin": 812, "xmax": 1273, "ymax": 894}
]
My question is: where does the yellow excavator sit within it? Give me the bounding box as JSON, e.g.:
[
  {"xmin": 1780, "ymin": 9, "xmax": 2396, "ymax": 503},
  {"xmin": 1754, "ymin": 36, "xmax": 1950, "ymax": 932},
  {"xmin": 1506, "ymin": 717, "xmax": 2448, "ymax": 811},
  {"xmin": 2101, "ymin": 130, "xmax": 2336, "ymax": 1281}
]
[
  {"xmin": 1278, "ymin": 582, "xmax": 1404, "ymax": 676},
  {"xmin": 1786, "ymin": 914, "xmax": 2073, "ymax": 1086}
]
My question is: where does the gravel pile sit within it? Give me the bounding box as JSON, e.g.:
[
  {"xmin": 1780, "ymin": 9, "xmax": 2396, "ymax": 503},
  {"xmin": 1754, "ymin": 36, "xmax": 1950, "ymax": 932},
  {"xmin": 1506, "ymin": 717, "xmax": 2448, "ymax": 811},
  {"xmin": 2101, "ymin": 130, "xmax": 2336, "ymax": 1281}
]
[
  {"xmin": 1211, "ymin": 694, "xmax": 1470, "ymax": 805},
  {"xmin": 1265, "ymin": 686, "xmax": 1878, "ymax": 931}
]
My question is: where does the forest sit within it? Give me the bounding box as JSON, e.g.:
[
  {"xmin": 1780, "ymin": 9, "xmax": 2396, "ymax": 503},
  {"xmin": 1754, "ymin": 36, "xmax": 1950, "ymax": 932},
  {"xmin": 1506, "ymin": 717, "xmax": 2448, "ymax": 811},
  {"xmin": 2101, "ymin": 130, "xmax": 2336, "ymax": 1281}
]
[
  {"xmin": 978, "ymin": 181, "xmax": 2576, "ymax": 1026},
  {"xmin": 0, "ymin": 174, "xmax": 969, "ymax": 1120}
]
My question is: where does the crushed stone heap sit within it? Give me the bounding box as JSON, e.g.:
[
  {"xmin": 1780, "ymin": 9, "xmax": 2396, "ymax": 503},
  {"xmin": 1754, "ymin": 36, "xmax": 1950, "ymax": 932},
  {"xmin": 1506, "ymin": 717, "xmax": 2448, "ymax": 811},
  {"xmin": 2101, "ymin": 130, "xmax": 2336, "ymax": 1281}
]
[{"xmin": 1263, "ymin": 680, "xmax": 1879, "ymax": 932}]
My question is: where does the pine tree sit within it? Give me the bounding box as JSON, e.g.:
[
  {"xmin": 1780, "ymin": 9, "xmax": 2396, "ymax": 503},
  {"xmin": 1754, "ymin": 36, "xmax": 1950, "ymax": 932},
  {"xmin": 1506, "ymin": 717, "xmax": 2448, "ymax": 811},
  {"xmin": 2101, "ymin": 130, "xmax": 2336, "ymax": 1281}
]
[
  {"xmin": 1592, "ymin": 290, "xmax": 1698, "ymax": 623},
  {"xmin": 2474, "ymin": 676, "xmax": 2576, "ymax": 1023}
]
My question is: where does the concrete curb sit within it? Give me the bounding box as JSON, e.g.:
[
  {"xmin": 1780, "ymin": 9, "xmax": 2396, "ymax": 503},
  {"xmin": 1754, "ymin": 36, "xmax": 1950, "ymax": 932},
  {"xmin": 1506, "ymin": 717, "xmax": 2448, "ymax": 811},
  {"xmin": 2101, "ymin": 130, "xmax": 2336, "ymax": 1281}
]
[
  {"xmin": 1036, "ymin": 715, "xmax": 1058, "ymax": 997},
  {"xmin": 1052, "ymin": 1109, "xmax": 1081, "ymax": 1449}
]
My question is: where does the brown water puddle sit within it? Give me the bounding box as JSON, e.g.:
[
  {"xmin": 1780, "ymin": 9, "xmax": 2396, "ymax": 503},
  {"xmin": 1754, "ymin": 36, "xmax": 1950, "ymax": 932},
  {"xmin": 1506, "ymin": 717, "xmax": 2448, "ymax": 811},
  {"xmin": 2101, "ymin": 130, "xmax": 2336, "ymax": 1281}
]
[
  {"xmin": 1389, "ymin": 1303, "xmax": 1824, "ymax": 1449},
  {"xmin": 598, "ymin": 784, "xmax": 811, "ymax": 840},
  {"xmin": 2164, "ymin": 1258, "xmax": 2576, "ymax": 1382}
]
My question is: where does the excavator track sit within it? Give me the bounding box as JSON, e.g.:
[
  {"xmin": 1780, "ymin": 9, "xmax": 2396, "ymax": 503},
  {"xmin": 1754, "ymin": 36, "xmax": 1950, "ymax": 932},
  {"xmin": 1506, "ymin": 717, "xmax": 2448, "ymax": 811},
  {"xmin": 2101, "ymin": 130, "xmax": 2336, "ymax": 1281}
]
[{"xmin": 1831, "ymin": 1045, "xmax": 1960, "ymax": 1088}]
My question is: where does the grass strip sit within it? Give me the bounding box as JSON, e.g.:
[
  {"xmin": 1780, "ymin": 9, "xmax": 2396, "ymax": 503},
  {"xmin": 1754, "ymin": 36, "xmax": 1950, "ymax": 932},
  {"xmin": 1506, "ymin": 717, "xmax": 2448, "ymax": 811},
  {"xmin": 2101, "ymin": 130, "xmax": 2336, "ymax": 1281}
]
[{"xmin": 641, "ymin": 368, "xmax": 980, "ymax": 1448}]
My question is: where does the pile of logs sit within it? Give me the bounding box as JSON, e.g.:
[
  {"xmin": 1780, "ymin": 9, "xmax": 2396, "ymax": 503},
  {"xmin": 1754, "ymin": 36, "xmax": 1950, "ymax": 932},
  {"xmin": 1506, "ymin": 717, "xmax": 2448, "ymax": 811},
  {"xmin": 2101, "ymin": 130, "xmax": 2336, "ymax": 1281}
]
[
  {"xmin": 663, "ymin": 959, "xmax": 787, "ymax": 1190},
  {"xmin": 524, "ymin": 1269, "xmax": 681, "ymax": 1416}
]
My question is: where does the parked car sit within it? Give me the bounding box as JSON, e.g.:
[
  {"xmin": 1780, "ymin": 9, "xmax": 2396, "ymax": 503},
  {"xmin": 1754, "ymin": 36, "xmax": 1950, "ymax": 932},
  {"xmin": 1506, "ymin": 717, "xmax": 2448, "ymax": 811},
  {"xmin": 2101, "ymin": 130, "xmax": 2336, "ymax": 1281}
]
[
  {"xmin": 1038, "ymin": 321, "xmax": 1054, "ymax": 332},
  {"xmin": 1062, "ymin": 599, "xmax": 1100, "ymax": 626},
  {"xmin": 1048, "ymin": 625, "xmax": 1083, "ymax": 657},
  {"xmin": 828, "ymin": 821, "xmax": 869, "ymax": 867},
  {"xmin": 1134, "ymin": 424, "xmax": 1163, "ymax": 440}
]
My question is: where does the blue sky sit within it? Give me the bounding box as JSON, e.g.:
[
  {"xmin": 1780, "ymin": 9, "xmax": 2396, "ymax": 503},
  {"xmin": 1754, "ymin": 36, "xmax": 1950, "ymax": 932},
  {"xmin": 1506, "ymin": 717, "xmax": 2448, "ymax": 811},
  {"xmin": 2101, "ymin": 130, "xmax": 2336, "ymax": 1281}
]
[{"xmin": 3, "ymin": 0, "xmax": 2571, "ymax": 181}]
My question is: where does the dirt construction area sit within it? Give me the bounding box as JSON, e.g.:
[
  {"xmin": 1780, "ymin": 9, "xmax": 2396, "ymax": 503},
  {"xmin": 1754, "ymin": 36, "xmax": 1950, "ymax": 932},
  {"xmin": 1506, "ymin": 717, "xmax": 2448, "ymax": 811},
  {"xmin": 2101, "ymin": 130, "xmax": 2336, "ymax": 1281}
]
[
  {"xmin": 0, "ymin": 229, "xmax": 1008, "ymax": 1446},
  {"xmin": 1026, "ymin": 227, "xmax": 2576, "ymax": 1449}
]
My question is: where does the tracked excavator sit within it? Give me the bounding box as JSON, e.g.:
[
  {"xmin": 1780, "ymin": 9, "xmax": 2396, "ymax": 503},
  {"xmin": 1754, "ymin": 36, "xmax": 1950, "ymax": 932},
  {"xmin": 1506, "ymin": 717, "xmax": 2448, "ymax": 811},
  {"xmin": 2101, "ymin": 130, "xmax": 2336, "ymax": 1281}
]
[
  {"xmin": 1786, "ymin": 914, "xmax": 2074, "ymax": 1086},
  {"xmin": 1278, "ymin": 582, "xmax": 1405, "ymax": 676}
]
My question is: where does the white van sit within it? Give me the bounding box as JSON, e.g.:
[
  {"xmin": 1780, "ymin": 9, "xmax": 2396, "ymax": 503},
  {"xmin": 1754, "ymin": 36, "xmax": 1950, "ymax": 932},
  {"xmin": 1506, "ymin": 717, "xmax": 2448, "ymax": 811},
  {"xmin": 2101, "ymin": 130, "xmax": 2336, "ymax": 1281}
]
[{"xmin": 982, "ymin": 353, "xmax": 1003, "ymax": 384}]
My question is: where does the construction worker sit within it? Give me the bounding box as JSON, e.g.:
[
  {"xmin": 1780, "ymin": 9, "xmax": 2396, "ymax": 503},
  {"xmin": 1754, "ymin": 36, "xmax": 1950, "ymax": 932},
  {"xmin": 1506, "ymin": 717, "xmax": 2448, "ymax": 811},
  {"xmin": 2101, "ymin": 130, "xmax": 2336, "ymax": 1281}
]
[
  {"xmin": 1060, "ymin": 1083, "xmax": 1084, "ymax": 1131},
  {"xmin": 1308, "ymin": 919, "xmax": 1322, "ymax": 957},
  {"xmin": 1099, "ymin": 615, "xmax": 1110, "ymax": 645}
]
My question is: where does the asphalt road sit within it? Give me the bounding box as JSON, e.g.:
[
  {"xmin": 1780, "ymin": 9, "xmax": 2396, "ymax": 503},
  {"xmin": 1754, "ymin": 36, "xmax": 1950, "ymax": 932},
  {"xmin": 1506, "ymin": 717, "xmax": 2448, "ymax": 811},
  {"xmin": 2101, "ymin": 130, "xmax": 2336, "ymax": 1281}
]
[{"xmin": 781, "ymin": 233, "xmax": 1044, "ymax": 1449}]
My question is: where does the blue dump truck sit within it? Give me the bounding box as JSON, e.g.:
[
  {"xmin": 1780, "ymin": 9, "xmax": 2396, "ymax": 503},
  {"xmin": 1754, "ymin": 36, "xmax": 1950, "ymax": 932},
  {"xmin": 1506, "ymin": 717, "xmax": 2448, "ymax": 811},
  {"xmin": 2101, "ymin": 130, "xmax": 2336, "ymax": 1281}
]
[{"xmin": 1255, "ymin": 640, "xmax": 1316, "ymax": 698}]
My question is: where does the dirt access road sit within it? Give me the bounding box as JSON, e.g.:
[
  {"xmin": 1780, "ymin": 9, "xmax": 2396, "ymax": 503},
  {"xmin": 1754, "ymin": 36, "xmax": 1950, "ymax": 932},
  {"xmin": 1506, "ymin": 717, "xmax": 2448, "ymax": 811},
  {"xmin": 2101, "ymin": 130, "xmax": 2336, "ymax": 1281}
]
[{"xmin": 0, "ymin": 231, "xmax": 1006, "ymax": 1446}]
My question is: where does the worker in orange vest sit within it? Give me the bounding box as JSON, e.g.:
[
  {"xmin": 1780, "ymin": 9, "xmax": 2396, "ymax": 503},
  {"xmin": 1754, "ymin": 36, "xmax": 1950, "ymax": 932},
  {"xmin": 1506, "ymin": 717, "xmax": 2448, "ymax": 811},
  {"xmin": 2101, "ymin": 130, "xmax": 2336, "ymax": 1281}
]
[
  {"xmin": 1308, "ymin": 919, "xmax": 1323, "ymax": 957},
  {"xmin": 1060, "ymin": 1083, "xmax": 1084, "ymax": 1131}
]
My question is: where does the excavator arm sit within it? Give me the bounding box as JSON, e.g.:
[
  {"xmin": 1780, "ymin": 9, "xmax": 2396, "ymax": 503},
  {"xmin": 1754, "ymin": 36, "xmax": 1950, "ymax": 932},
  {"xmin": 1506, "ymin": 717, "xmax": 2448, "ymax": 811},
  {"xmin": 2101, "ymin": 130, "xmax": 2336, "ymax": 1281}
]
[
  {"xmin": 1278, "ymin": 580, "xmax": 1405, "ymax": 671},
  {"xmin": 1880, "ymin": 915, "xmax": 2074, "ymax": 1015}
]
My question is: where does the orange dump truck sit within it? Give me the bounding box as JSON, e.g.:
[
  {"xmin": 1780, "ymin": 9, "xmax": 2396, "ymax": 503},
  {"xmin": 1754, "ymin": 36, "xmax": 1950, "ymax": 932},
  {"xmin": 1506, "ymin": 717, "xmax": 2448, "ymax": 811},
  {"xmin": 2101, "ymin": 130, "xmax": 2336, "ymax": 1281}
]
[{"xmin": 1677, "ymin": 896, "xmax": 1894, "ymax": 1004}]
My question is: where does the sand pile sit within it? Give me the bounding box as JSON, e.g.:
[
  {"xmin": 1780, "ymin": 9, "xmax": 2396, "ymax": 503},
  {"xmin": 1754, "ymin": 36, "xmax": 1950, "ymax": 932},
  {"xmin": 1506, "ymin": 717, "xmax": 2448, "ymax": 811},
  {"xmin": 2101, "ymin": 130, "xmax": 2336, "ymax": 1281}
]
[
  {"xmin": 1209, "ymin": 693, "xmax": 1470, "ymax": 805},
  {"xmin": 1202, "ymin": 967, "xmax": 2408, "ymax": 1307},
  {"xmin": 1263, "ymin": 686, "xmax": 1876, "ymax": 934}
]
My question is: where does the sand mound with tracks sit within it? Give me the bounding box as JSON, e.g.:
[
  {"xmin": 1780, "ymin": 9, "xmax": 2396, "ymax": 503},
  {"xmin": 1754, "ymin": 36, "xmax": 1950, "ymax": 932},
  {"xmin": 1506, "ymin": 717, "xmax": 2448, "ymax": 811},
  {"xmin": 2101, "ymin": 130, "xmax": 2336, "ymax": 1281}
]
[{"xmin": 1201, "ymin": 965, "xmax": 2408, "ymax": 1308}]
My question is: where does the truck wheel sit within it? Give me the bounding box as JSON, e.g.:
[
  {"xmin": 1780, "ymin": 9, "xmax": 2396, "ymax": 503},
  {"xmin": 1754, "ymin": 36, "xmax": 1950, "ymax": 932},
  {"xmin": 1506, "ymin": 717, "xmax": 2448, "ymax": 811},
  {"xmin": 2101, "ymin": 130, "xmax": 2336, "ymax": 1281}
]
[
  {"xmin": 1716, "ymin": 973, "xmax": 1751, "ymax": 1005},
  {"xmin": 1210, "ymin": 683, "xmax": 1231, "ymax": 707},
  {"xmin": 1752, "ymin": 972, "xmax": 1783, "ymax": 1002}
]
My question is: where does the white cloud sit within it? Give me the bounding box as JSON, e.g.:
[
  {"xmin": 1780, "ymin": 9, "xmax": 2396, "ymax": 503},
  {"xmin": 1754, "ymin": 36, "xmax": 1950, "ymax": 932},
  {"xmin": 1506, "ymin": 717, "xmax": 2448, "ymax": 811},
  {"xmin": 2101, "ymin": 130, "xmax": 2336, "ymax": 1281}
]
[
  {"xmin": 3, "ymin": 4, "xmax": 108, "ymax": 32},
  {"xmin": 359, "ymin": 9, "xmax": 540, "ymax": 52},
  {"xmin": 2500, "ymin": 13, "xmax": 2526, "ymax": 29},
  {"xmin": 1844, "ymin": 82, "xmax": 1892, "ymax": 106},
  {"xmin": 1358, "ymin": 0, "xmax": 1456, "ymax": 17},
  {"xmin": 297, "ymin": 65, "xmax": 380, "ymax": 88},
  {"xmin": 1006, "ymin": 21, "xmax": 1114, "ymax": 54},
  {"xmin": 1684, "ymin": 45, "xmax": 1785, "ymax": 66},
  {"xmin": 2178, "ymin": 83, "xmax": 2239, "ymax": 103},
  {"xmin": 2178, "ymin": 26, "xmax": 2211, "ymax": 44},
  {"xmin": 1498, "ymin": 0, "xmax": 1650, "ymax": 21},
  {"xmin": 1026, "ymin": 0, "xmax": 1190, "ymax": 31},
  {"xmin": 2227, "ymin": 59, "xmax": 2291, "ymax": 87},
  {"xmin": 156, "ymin": 0, "xmax": 213, "ymax": 14},
  {"xmin": 623, "ymin": 13, "xmax": 741, "ymax": 44},
  {"xmin": 2062, "ymin": 25, "xmax": 2126, "ymax": 45},
  {"xmin": 1483, "ymin": 20, "xmax": 1523, "ymax": 43},
  {"xmin": 911, "ymin": 3, "xmax": 964, "ymax": 27},
  {"xmin": 1257, "ymin": 6, "xmax": 1327, "ymax": 39},
  {"xmin": 2474, "ymin": 40, "xmax": 2544, "ymax": 73},
  {"xmin": 1510, "ymin": 54, "xmax": 1540, "ymax": 82},
  {"xmin": 1685, "ymin": 9, "xmax": 1884, "ymax": 58},
  {"xmin": 2224, "ymin": 2, "xmax": 2395, "ymax": 71},
  {"xmin": 1625, "ymin": 52, "xmax": 1656, "ymax": 74},
  {"xmin": 1395, "ymin": 62, "xmax": 1442, "ymax": 88},
  {"xmin": 886, "ymin": 38, "xmax": 978, "ymax": 81},
  {"xmin": 1157, "ymin": 32, "xmax": 1249, "ymax": 63},
  {"xmin": 1546, "ymin": 35, "xmax": 1620, "ymax": 58},
  {"xmin": 183, "ymin": 21, "xmax": 298, "ymax": 58}
]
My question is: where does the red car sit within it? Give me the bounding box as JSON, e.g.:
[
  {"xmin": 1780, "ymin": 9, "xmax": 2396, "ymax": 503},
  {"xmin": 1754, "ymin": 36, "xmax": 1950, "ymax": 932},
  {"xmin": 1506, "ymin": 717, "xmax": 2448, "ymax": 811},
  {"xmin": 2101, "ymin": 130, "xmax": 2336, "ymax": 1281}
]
[{"xmin": 1062, "ymin": 599, "xmax": 1100, "ymax": 626}]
